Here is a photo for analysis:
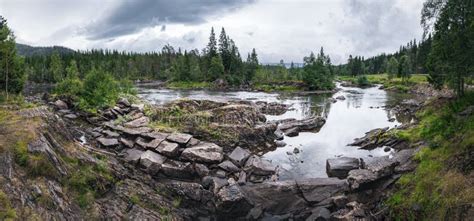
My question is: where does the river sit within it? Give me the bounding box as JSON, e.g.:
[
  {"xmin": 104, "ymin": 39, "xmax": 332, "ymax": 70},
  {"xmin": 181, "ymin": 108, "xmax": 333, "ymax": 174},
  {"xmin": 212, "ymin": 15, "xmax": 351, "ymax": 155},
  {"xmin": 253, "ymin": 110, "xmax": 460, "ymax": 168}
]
[{"xmin": 138, "ymin": 84, "xmax": 410, "ymax": 179}]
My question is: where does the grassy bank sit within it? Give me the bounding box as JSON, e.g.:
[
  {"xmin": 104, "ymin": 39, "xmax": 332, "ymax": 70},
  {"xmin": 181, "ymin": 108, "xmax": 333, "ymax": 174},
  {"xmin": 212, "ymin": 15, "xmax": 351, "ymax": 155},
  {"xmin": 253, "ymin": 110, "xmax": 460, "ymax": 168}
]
[
  {"xmin": 337, "ymin": 74, "xmax": 428, "ymax": 91},
  {"xmin": 166, "ymin": 81, "xmax": 303, "ymax": 92},
  {"xmin": 386, "ymin": 92, "xmax": 474, "ymax": 219}
]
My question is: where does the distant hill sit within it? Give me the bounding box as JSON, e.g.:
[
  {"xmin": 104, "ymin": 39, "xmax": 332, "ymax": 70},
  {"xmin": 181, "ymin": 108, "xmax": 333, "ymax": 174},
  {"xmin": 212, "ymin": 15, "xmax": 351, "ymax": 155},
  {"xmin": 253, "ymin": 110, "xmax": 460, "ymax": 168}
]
[{"xmin": 16, "ymin": 43, "xmax": 76, "ymax": 57}]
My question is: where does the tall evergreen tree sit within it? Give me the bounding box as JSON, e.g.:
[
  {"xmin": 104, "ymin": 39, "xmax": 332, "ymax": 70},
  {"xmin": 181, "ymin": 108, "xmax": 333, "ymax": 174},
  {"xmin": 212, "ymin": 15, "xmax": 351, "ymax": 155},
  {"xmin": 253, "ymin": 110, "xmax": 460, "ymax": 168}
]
[{"xmin": 0, "ymin": 16, "xmax": 25, "ymax": 97}]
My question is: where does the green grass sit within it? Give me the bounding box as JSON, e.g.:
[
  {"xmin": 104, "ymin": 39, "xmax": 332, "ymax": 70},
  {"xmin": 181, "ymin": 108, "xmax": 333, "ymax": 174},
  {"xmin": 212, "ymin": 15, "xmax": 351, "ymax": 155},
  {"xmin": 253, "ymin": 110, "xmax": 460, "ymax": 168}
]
[
  {"xmin": 337, "ymin": 74, "xmax": 428, "ymax": 91},
  {"xmin": 0, "ymin": 191, "xmax": 17, "ymax": 221},
  {"xmin": 387, "ymin": 92, "xmax": 474, "ymax": 220},
  {"xmin": 252, "ymin": 83, "xmax": 301, "ymax": 92}
]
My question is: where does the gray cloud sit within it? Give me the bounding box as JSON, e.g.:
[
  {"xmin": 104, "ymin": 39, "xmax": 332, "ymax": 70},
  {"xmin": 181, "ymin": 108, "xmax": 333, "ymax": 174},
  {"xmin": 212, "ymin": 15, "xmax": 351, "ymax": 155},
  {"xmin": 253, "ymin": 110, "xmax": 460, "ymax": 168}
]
[{"xmin": 85, "ymin": 0, "xmax": 254, "ymax": 40}]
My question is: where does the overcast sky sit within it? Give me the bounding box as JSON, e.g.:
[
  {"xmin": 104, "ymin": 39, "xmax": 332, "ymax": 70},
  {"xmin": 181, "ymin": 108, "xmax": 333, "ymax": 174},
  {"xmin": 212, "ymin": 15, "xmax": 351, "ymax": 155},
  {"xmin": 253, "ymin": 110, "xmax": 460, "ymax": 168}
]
[{"xmin": 0, "ymin": 0, "xmax": 424, "ymax": 64}]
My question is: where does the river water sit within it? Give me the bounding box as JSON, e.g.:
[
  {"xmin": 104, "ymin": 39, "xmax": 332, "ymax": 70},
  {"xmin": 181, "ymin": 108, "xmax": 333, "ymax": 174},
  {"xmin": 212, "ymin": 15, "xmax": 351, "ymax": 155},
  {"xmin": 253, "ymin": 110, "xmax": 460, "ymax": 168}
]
[{"xmin": 138, "ymin": 84, "xmax": 409, "ymax": 179}]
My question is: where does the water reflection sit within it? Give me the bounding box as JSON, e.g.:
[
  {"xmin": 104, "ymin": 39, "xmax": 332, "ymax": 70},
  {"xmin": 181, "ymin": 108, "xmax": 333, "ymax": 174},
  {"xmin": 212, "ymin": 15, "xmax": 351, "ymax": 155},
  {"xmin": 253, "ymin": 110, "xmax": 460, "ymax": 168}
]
[{"xmin": 138, "ymin": 84, "xmax": 407, "ymax": 179}]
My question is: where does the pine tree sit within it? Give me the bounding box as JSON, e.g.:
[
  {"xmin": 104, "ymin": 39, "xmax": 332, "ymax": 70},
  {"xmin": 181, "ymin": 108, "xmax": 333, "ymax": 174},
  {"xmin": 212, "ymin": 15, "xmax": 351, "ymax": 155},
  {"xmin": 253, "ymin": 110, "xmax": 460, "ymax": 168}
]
[
  {"xmin": 50, "ymin": 50, "xmax": 64, "ymax": 82},
  {"xmin": 0, "ymin": 16, "xmax": 25, "ymax": 97}
]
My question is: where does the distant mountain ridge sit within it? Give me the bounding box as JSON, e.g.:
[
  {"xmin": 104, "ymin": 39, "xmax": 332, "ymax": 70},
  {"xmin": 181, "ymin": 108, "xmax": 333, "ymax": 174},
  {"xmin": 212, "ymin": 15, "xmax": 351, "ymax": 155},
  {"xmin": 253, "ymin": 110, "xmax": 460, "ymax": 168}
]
[{"xmin": 16, "ymin": 43, "xmax": 76, "ymax": 57}]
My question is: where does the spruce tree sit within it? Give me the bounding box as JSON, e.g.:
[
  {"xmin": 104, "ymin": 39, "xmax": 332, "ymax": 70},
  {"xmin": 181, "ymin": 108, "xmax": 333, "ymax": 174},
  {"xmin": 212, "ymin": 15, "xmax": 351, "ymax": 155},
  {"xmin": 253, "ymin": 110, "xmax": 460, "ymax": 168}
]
[{"xmin": 0, "ymin": 16, "xmax": 25, "ymax": 97}]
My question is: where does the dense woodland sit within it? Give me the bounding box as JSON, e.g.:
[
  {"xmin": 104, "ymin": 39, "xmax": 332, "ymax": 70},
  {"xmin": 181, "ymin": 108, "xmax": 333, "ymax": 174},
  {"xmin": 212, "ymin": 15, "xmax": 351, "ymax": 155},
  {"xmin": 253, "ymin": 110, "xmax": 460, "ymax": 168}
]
[{"xmin": 0, "ymin": 0, "xmax": 472, "ymax": 104}]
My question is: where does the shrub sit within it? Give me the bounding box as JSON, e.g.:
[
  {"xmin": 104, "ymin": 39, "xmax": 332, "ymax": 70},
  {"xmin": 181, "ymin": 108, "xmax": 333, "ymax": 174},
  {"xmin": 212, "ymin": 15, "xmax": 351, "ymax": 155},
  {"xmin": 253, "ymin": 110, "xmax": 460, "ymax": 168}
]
[
  {"xmin": 79, "ymin": 68, "xmax": 119, "ymax": 111},
  {"xmin": 356, "ymin": 75, "xmax": 370, "ymax": 86}
]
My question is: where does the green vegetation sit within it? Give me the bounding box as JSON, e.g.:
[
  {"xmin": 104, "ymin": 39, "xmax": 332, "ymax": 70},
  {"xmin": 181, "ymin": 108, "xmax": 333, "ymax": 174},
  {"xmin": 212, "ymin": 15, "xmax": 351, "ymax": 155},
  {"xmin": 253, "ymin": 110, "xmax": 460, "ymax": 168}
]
[
  {"xmin": 387, "ymin": 92, "xmax": 474, "ymax": 219},
  {"xmin": 338, "ymin": 73, "xmax": 428, "ymax": 91},
  {"xmin": 302, "ymin": 48, "xmax": 335, "ymax": 90},
  {"xmin": 0, "ymin": 191, "xmax": 16, "ymax": 221},
  {"xmin": 166, "ymin": 81, "xmax": 212, "ymax": 90},
  {"xmin": 0, "ymin": 16, "xmax": 26, "ymax": 97}
]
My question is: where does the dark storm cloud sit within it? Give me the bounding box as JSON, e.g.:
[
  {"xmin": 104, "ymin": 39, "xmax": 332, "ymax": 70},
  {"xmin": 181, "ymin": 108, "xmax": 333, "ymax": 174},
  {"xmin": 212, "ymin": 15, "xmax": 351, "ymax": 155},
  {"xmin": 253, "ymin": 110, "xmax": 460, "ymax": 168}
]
[{"xmin": 85, "ymin": 0, "xmax": 255, "ymax": 40}]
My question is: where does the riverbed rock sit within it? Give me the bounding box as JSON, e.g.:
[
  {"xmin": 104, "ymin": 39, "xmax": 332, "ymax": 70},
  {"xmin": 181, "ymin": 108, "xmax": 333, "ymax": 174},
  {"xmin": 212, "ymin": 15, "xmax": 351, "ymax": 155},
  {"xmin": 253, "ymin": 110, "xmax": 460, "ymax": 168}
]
[
  {"xmin": 244, "ymin": 155, "xmax": 276, "ymax": 176},
  {"xmin": 274, "ymin": 129, "xmax": 285, "ymax": 140},
  {"xmin": 328, "ymin": 98, "xmax": 337, "ymax": 103},
  {"xmin": 326, "ymin": 157, "xmax": 361, "ymax": 179},
  {"xmin": 181, "ymin": 142, "xmax": 224, "ymax": 164},
  {"xmin": 119, "ymin": 137, "xmax": 134, "ymax": 148},
  {"xmin": 218, "ymin": 160, "xmax": 240, "ymax": 173},
  {"xmin": 97, "ymin": 137, "xmax": 119, "ymax": 147},
  {"xmin": 348, "ymin": 127, "xmax": 394, "ymax": 150},
  {"xmin": 216, "ymin": 184, "xmax": 253, "ymax": 218},
  {"xmin": 278, "ymin": 117, "xmax": 326, "ymax": 133},
  {"xmin": 139, "ymin": 150, "xmax": 167, "ymax": 174},
  {"xmin": 166, "ymin": 132, "xmax": 193, "ymax": 145},
  {"xmin": 255, "ymin": 101, "xmax": 289, "ymax": 115},
  {"xmin": 155, "ymin": 140, "xmax": 179, "ymax": 157},
  {"xmin": 123, "ymin": 149, "xmax": 145, "ymax": 164},
  {"xmin": 54, "ymin": 100, "xmax": 68, "ymax": 110},
  {"xmin": 285, "ymin": 127, "xmax": 300, "ymax": 137},
  {"xmin": 160, "ymin": 159, "xmax": 195, "ymax": 179},
  {"xmin": 347, "ymin": 156, "xmax": 399, "ymax": 190},
  {"xmin": 336, "ymin": 95, "xmax": 346, "ymax": 100},
  {"xmin": 124, "ymin": 116, "xmax": 150, "ymax": 128},
  {"xmin": 275, "ymin": 140, "xmax": 287, "ymax": 147},
  {"xmin": 228, "ymin": 146, "xmax": 251, "ymax": 167},
  {"xmin": 306, "ymin": 207, "xmax": 331, "ymax": 221},
  {"xmin": 296, "ymin": 178, "xmax": 348, "ymax": 203}
]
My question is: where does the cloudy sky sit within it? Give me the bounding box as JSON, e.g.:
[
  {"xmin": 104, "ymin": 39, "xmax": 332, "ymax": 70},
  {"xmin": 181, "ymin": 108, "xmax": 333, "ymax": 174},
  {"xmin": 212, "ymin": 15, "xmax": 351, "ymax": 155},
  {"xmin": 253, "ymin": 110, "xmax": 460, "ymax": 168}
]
[{"xmin": 0, "ymin": 0, "xmax": 424, "ymax": 64}]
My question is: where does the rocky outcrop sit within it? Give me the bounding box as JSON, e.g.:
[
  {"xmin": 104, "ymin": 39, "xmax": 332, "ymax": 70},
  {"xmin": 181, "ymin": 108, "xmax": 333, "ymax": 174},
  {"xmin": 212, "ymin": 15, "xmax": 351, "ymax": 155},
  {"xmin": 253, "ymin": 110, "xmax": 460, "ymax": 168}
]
[
  {"xmin": 277, "ymin": 117, "xmax": 326, "ymax": 137},
  {"xmin": 348, "ymin": 127, "xmax": 408, "ymax": 150},
  {"xmin": 255, "ymin": 101, "xmax": 289, "ymax": 115},
  {"xmin": 326, "ymin": 157, "xmax": 362, "ymax": 179}
]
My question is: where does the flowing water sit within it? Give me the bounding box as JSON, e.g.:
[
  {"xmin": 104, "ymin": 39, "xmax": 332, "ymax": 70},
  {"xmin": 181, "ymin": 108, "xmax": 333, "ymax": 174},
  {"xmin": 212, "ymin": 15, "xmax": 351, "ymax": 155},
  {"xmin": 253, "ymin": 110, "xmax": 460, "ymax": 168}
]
[{"xmin": 138, "ymin": 84, "xmax": 410, "ymax": 179}]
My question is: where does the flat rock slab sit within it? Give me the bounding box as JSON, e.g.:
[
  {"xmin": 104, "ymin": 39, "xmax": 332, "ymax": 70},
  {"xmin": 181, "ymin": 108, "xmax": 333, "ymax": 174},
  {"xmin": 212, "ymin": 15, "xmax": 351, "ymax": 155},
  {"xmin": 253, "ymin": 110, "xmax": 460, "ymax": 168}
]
[
  {"xmin": 123, "ymin": 149, "xmax": 145, "ymax": 164},
  {"xmin": 103, "ymin": 130, "xmax": 120, "ymax": 138},
  {"xmin": 295, "ymin": 178, "xmax": 348, "ymax": 203},
  {"xmin": 218, "ymin": 160, "xmax": 240, "ymax": 173},
  {"xmin": 228, "ymin": 146, "xmax": 251, "ymax": 167},
  {"xmin": 119, "ymin": 137, "xmax": 134, "ymax": 148},
  {"xmin": 347, "ymin": 169, "xmax": 379, "ymax": 190},
  {"xmin": 141, "ymin": 131, "xmax": 169, "ymax": 140},
  {"xmin": 97, "ymin": 138, "xmax": 119, "ymax": 147},
  {"xmin": 326, "ymin": 157, "xmax": 361, "ymax": 179},
  {"xmin": 181, "ymin": 142, "xmax": 224, "ymax": 164},
  {"xmin": 167, "ymin": 132, "xmax": 193, "ymax": 145},
  {"xmin": 156, "ymin": 141, "xmax": 179, "ymax": 157},
  {"xmin": 136, "ymin": 137, "xmax": 163, "ymax": 150},
  {"xmin": 160, "ymin": 159, "xmax": 195, "ymax": 179},
  {"xmin": 244, "ymin": 155, "xmax": 276, "ymax": 176},
  {"xmin": 124, "ymin": 116, "xmax": 150, "ymax": 128},
  {"xmin": 139, "ymin": 150, "xmax": 167, "ymax": 174}
]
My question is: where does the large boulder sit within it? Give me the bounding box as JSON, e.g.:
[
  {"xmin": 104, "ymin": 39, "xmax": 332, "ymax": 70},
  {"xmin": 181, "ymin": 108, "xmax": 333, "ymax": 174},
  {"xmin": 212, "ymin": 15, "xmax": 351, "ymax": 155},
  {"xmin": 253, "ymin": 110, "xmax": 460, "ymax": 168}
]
[
  {"xmin": 160, "ymin": 159, "xmax": 196, "ymax": 180},
  {"xmin": 326, "ymin": 157, "xmax": 362, "ymax": 179},
  {"xmin": 54, "ymin": 100, "xmax": 68, "ymax": 110},
  {"xmin": 295, "ymin": 178, "xmax": 348, "ymax": 204},
  {"xmin": 347, "ymin": 156, "xmax": 399, "ymax": 190},
  {"xmin": 155, "ymin": 140, "xmax": 179, "ymax": 157},
  {"xmin": 218, "ymin": 160, "xmax": 240, "ymax": 173},
  {"xmin": 139, "ymin": 150, "xmax": 167, "ymax": 174},
  {"xmin": 244, "ymin": 155, "xmax": 276, "ymax": 176},
  {"xmin": 228, "ymin": 146, "xmax": 251, "ymax": 167},
  {"xmin": 255, "ymin": 101, "xmax": 289, "ymax": 115},
  {"xmin": 216, "ymin": 184, "xmax": 253, "ymax": 218},
  {"xmin": 278, "ymin": 117, "xmax": 326, "ymax": 134},
  {"xmin": 181, "ymin": 142, "xmax": 224, "ymax": 164}
]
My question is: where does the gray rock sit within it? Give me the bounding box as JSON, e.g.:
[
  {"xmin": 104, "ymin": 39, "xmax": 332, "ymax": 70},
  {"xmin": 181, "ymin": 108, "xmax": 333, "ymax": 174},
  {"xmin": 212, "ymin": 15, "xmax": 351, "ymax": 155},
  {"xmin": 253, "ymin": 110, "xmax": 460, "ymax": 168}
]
[
  {"xmin": 275, "ymin": 140, "xmax": 287, "ymax": 147},
  {"xmin": 331, "ymin": 195, "xmax": 349, "ymax": 209},
  {"xmin": 124, "ymin": 116, "xmax": 150, "ymax": 128},
  {"xmin": 63, "ymin": 114, "xmax": 78, "ymax": 119},
  {"xmin": 102, "ymin": 130, "xmax": 120, "ymax": 138},
  {"xmin": 248, "ymin": 175, "xmax": 266, "ymax": 183},
  {"xmin": 347, "ymin": 156, "xmax": 399, "ymax": 190},
  {"xmin": 293, "ymin": 147, "xmax": 300, "ymax": 154},
  {"xmin": 139, "ymin": 150, "xmax": 166, "ymax": 174},
  {"xmin": 135, "ymin": 137, "xmax": 163, "ymax": 149},
  {"xmin": 336, "ymin": 95, "xmax": 346, "ymax": 100},
  {"xmin": 215, "ymin": 169, "xmax": 227, "ymax": 178},
  {"xmin": 181, "ymin": 142, "xmax": 224, "ymax": 164},
  {"xmin": 278, "ymin": 117, "xmax": 326, "ymax": 132},
  {"xmin": 123, "ymin": 149, "xmax": 144, "ymax": 164},
  {"xmin": 141, "ymin": 131, "xmax": 169, "ymax": 140},
  {"xmin": 384, "ymin": 146, "xmax": 391, "ymax": 152},
  {"xmin": 274, "ymin": 129, "xmax": 285, "ymax": 140},
  {"xmin": 202, "ymin": 176, "xmax": 229, "ymax": 194},
  {"xmin": 119, "ymin": 137, "xmax": 134, "ymax": 148},
  {"xmin": 328, "ymin": 98, "xmax": 337, "ymax": 103},
  {"xmin": 305, "ymin": 207, "xmax": 330, "ymax": 221},
  {"xmin": 156, "ymin": 140, "xmax": 179, "ymax": 157},
  {"xmin": 284, "ymin": 127, "xmax": 299, "ymax": 137},
  {"xmin": 54, "ymin": 100, "xmax": 68, "ymax": 110},
  {"xmin": 326, "ymin": 157, "xmax": 361, "ymax": 179},
  {"xmin": 187, "ymin": 137, "xmax": 200, "ymax": 147},
  {"xmin": 194, "ymin": 163, "xmax": 210, "ymax": 177},
  {"xmin": 216, "ymin": 184, "xmax": 252, "ymax": 218},
  {"xmin": 167, "ymin": 132, "xmax": 193, "ymax": 145},
  {"xmin": 244, "ymin": 155, "xmax": 276, "ymax": 176},
  {"xmin": 117, "ymin": 97, "xmax": 131, "ymax": 107},
  {"xmin": 97, "ymin": 138, "xmax": 119, "ymax": 147},
  {"xmin": 346, "ymin": 169, "xmax": 378, "ymax": 190},
  {"xmin": 160, "ymin": 159, "xmax": 195, "ymax": 179},
  {"xmin": 296, "ymin": 178, "xmax": 348, "ymax": 204},
  {"xmin": 238, "ymin": 171, "xmax": 247, "ymax": 185},
  {"xmin": 218, "ymin": 160, "xmax": 240, "ymax": 173},
  {"xmin": 228, "ymin": 146, "xmax": 251, "ymax": 166}
]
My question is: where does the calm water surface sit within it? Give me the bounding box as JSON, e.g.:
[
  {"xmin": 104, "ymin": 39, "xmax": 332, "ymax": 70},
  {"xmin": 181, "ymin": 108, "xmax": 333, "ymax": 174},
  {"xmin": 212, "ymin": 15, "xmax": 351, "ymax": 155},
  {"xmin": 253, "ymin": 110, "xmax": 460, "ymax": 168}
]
[{"xmin": 138, "ymin": 84, "xmax": 407, "ymax": 179}]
